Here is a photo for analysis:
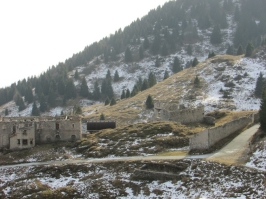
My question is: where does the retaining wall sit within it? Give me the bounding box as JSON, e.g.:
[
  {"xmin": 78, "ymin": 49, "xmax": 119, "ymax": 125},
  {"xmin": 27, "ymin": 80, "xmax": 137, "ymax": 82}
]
[{"xmin": 190, "ymin": 114, "xmax": 256, "ymax": 150}]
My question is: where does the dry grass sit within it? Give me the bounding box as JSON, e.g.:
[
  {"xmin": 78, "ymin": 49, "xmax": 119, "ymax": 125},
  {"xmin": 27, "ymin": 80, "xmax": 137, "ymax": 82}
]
[
  {"xmin": 215, "ymin": 111, "xmax": 256, "ymax": 126},
  {"xmin": 82, "ymin": 55, "xmax": 242, "ymax": 127}
]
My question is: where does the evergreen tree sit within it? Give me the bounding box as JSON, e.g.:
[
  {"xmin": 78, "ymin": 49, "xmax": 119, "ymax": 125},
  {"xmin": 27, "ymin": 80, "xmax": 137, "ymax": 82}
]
[
  {"xmin": 226, "ymin": 45, "xmax": 234, "ymax": 55},
  {"xmin": 131, "ymin": 85, "xmax": 139, "ymax": 97},
  {"xmin": 125, "ymin": 46, "xmax": 133, "ymax": 62},
  {"xmin": 163, "ymin": 70, "xmax": 169, "ymax": 80},
  {"xmin": 25, "ymin": 86, "xmax": 34, "ymax": 103},
  {"xmin": 143, "ymin": 36, "xmax": 150, "ymax": 50},
  {"xmin": 141, "ymin": 79, "xmax": 149, "ymax": 91},
  {"xmin": 237, "ymin": 45, "xmax": 244, "ymax": 55},
  {"xmin": 139, "ymin": 45, "xmax": 144, "ymax": 60},
  {"xmin": 155, "ymin": 56, "xmax": 160, "ymax": 67},
  {"xmin": 80, "ymin": 77, "xmax": 89, "ymax": 98},
  {"xmin": 93, "ymin": 81, "xmax": 101, "ymax": 100},
  {"xmin": 259, "ymin": 83, "xmax": 266, "ymax": 131},
  {"xmin": 74, "ymin": 70, "xmax": 79, "ymax": 79},
  {"xmin": 61, "ymin": 110, "xmax": 64, "ymax": 116},
  {"xmin": 106, "ymin": 79, "xmax": 114, "ymax": 99},
  {"xmin": 192, "ymin": 58, "xmax": 199, "ymax": 67},
  {"xmin": 208, "ymin": 51, "xmax": 216, "ymax": 58},
  {"xmin": 48, "ymin": 88, "xmax": 56, "ymax": 107},
  {"xmin": 245, "ymin": 42, "xmax": 254, "ymax": 57},
  {"xmin": 210, "ymin": 25, "xmax": 222, "ymax": 44},
  {"xmin": 105, "ymin": 97, "xmax": 110, "ymax": 105},
  {"xmin": 121, "ymin": 90, "xmax": 126, "ymax": 99},
  {"xmin": 5, "ymin": 108, "xmax": 8, "ymax": 116},
  {"xmin": 106, "ymin": 69, "xmax": 111, "ymax": 80},
  {"xmin": 151, "ymin": 33, "xmax": 161, "ymax": 55},
  {"xmin": 234, "ymin": 5, "xmax": 241, "ymax": 21},
  {"xmin": 110, "ymin": 98, "xmax": 116, "ymax": 106},
  {"xmin": 126, "ymin": 89, "xmax": 131, "ymax": 98},
  {"xmin": 161, "ymin": 42, "xmax": 168, "ymax": 56},
  {"xmin": 65, "ymin": 79, "xmax": 77, "ymax": 99},
  {"xmin": 39, "ymin": 94, "xmax": 47, "ymax": 112},
  {"xmin": 100, "ymin": 113, "xmax": 105, "ymax": 120},
  {"xmin": 114, "ymin": 70, "xmax": 120, "ymax": 82},
  {"xmin": 31, "ymin": 101, "xmax": 40, "ymax": 116},
  {"xmin": 194, "ymin": 76, "xmax": 200, "ymax": 87},
  {"xmin": 148, "ymin": 72, "xmax": 157, "ymax": 87},
  {"xmin": 187, "ymin": 44, "xmax": 193, "ymax": 55},
  {"xmin": 101, "ymin": 79, "xmax": 107, "ymax": 96},
  {"xmin": 146, "ymin": 95, "xmax": 154, "ymax": 109},
  {"xmin": 255, "ymin": 72, "xmax": 264, "ymax": 98},
  {"xmin": 172, "ymin": 57, "xmax": 182, "ymax": 73}
]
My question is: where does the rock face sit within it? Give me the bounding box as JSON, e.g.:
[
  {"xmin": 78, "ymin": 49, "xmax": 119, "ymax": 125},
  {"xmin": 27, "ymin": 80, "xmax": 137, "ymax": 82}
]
[{"xmin": 203, "ymin": 116, "xmax": 216, "ymax": 125}]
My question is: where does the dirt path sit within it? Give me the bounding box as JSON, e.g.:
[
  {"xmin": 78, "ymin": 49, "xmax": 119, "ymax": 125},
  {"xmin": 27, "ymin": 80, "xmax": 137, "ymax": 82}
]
[{"xmin": 207, "ymin": 124, "xmax": 260, "ymax": 165}]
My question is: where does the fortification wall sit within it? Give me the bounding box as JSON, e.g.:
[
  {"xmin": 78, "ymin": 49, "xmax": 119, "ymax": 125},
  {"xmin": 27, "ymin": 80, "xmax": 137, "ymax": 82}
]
[
  {"xmin": 0, "ymin": 123, "xmax": 10, "ymax": 148},
  {"xmin": 189, "ymin": 129, "xmax": 209, "ymax": 150},
  {"xmin": 10, "ymin": 124, "xmax": 35, "ymax": 150},
  {"xmin": 208, "ymin": 117, "xmax": 251, "ymax": 147},
  {"xmin": 169, "ymin": 106, "xmax": 204, "ymax": 124},
  {"xmin": 36, "ymin": 119, "xmax": 81, "ymax": 143},
  {"xmin": 190, "ymin": 114, "xmax": 255, "ymax": 150}
]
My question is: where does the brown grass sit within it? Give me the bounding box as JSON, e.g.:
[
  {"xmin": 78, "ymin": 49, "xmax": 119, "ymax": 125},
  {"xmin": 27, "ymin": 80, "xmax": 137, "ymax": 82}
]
[{"xmin": 82, "ymin": 55, "xmax": 242, "ymax": 127}]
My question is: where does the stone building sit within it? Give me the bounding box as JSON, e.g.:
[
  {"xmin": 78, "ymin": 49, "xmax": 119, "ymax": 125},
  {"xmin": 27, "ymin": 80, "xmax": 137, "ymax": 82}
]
[
  {"xmin": 0, "ymin": 116, "xmax": 81, "ymax": 150},
  {"xmin": 153, "ymin": 100, "xmax": 204, "ymax": 124}
]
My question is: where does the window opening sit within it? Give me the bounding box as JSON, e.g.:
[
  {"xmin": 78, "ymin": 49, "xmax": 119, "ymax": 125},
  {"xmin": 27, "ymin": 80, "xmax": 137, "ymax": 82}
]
[
  {"xmin": 13, "ymin": 125, "xmax": 16, "ymax": 133},
  {"xmin": 22, "ymin": 139, "xmax": 28, "ymax": 145},
  {"xmin": 17, "ymin": 139, "xmax": 20, "ymax": 145},
  {"xmin": 56, "ymin": 123, "xmax": 59, "ymax": 130}
]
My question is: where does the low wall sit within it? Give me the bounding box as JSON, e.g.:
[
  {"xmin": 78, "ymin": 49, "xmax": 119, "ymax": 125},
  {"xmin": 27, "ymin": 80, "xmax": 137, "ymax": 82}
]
[{"xmin": 190, "ymin": 114, "xmax": 256, "ymax": 150}]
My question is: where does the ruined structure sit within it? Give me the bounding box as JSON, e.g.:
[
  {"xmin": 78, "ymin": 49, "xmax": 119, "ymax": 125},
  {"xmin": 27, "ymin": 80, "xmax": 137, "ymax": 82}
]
[
  {"xmin": 0, "ymin": 116, "xmax": 81, "ymax": 150},
  {"xmin": 153, "ymin": 100, "xmax": 204, "ymax": 124}
]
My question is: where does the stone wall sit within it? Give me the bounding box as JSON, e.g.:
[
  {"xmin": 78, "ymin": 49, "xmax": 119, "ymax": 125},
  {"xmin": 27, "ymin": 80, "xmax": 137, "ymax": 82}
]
[
  {"xmin": 0, "ymin": 116, "xmax": 82, "ymax": 149},
  {"xmin": 190, "ymin": 114, "xmax": 255, "ymax": 150},
  {"xmin": 154, "ymin": 101, "xmax": 204, "ymax": 124},
  {"xmin": 10, "ymin": 123, "xmax": 35, "ymax": 150}
]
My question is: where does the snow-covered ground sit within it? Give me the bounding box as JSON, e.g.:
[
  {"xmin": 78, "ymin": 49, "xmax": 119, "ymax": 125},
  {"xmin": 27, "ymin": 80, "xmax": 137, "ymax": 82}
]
[{"xmin": 246, "ymin": 140, "xmax": 266, "ymax": 171}]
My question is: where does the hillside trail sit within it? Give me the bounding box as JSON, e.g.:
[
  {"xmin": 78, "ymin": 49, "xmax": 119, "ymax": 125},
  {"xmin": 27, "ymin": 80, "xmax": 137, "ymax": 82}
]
[
  {"xmin": 206, "ymin": 124, "xmax": 260, "ymax": 165},
  {"xmin": 0, "ymin": 124, "xmax": 259, "ymax": 169}
]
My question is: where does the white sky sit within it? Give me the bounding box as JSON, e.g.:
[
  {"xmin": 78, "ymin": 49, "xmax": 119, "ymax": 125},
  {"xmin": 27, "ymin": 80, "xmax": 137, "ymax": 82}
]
[{"xmin": 0, "ymin": 0, "xmax": 169, "ymax": 88}]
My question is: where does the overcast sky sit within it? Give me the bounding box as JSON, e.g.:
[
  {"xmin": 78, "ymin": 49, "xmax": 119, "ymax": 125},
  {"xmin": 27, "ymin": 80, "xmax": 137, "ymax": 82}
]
[{"xmin": 0, "ymin": 0, "xmax": 169, "ymax": 88}]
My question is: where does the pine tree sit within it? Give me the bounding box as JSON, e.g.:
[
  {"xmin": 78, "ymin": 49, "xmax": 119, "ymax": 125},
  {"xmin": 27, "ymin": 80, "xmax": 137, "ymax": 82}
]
[
  {"xmin": 126, "ymin": 89, "xmax": 131, "ymax": 98},
  {"xmin": 148, "ymin": 72, "xmax": 157, "ymax": 87},
  {"xmin": 125, "ymin": 46, "xmax": 132, "ymax": 62},
  {"xmin": 210, "ymin": 25, "xmax": 222, "ymax": 44},
  {"xmin": 131, "ymin": 85, "xmax": 139, "ymax": 97},
  {"xmin": 48, "ymin": 88, "xmax": 56, "ymax": 107},
  {"xmin": 25, "ymin": 86, "xmax": 34, "ymax": 103},
  {"xmin": 259, "ymin": 83, "xmax": 266, "ymax": 131},
  {"xmin": 80, "ymin": 77, "xmax": 89, "ymax": 98},
  {"xmin": 237, "ymin": 45, "xmax": 244, "ymax": 55},
  {"xmin": 151, "ymin": 33, "xmax": 161, "ymax": 55},
  {"xmin": 155, "ymin": 57, "xmax": 160, "ymax": 67},
  {"xmin": 100, "ymin": 113, "xmax": 105, "ymax": 120},
  {"xmin": 114, "ymin": 70, "xmax": 120, "ymax": 82},
  {"xmin": 226, "ymin": 45, "xmax": 234, "ymax": 55},
  {"xmin": 161, "ymin": 42, "xmax": 168, "ymax": 56},
  {"xmin": 110, "ymin": 98, "xmax": 116, "ymax": 106},
  {"xmin": 208, "ymin": 51, "xmax": 216, "ymax": 58},
  {"xmin": 187, "ymin": 45, "xmax": 193, "ymax": 55},
  {"xmin": 139, "ymin": 45, "xmax": 144, "ymax": 60},
  {"xmin": 163, "ymin": 70, "xmax": 169, "ymax": 80},
  {"xmin": 74, "ymin": 70, "xmax": 79, "ymax": 79},
  {"xmin": 141, "ymin": 79, "xmax": 149, "ymax": 91},
  {"xmin": 146, "ymin": 95, "xmax": 154, "ymax": 109},
  {"xmin": 105, "ymin": 97, "xmax": 110, "ymax": 105},
  {"xmin": 245, "ymin": 42, "xmax": 254, "ymax": 57},
  {"xmin": 255, "ymin": 72, "xmax": 264, "ymax": 98},
  {"xmin": 39, "ymin": 94, "xmax": 47, "ymax": 112},
  {"xmin": 143, "ymin": 36, "xmax": 150, "ymax": 50},
  {"xmin": 106, "ymin": 69, "xmax": 111, "ymax": 80},
  {"xmin": 192, "ymin": 57, "xmax": 199, "ymax": 67},
  {"xmin": 172, "ymin": 57, "xmax": 182, "ymax": 73},
  {"xmin": 121, "ymin": 90, "xmax": 126, "ymax": 99},
  {"xmin": 234, "ymin": 5, "xmax": 241, "ymax": 21},
  {"xmin": 106, "ymin": 79, "xmax": 114, "ymax": 99},
  {"xmin": 93, "ymin": 81, "xmax": 101, "ymax": 100},
  {"xmin": 31, "ymin": 101, "xmax": 40, "ymax": 116},
  {"xmin": 65, "ymin": 79, "xmax": 77, "ymax": 99},
  {"xmin": 194, "ymin": 76, "xmax": 200, "ymax": 87}
]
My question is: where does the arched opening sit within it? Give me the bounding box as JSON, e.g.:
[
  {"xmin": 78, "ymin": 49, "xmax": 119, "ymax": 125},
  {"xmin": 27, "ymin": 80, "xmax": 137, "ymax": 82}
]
[
  {"xmin": 46, "ymin": 136, "xmax": 51, "ymax": 142},
  {"xmin": 71, "ymin": 135, "xmax": 76, "ymax": 141},
  {"xmin": 55, "ymin": 135, "xmax": 60, "ymax": 141}
]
